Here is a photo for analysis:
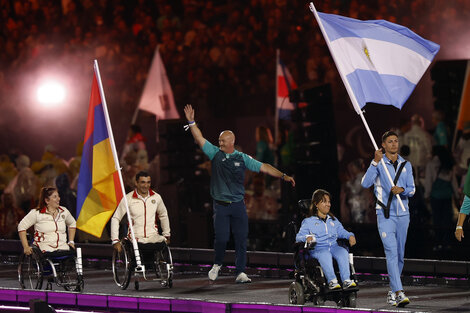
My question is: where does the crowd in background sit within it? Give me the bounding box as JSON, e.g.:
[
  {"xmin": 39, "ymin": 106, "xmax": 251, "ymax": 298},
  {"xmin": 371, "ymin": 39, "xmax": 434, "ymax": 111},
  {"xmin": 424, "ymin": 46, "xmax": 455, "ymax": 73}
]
[{"xmin": 2, "ymin": 0, "xmax": 470, "ymax": 125}]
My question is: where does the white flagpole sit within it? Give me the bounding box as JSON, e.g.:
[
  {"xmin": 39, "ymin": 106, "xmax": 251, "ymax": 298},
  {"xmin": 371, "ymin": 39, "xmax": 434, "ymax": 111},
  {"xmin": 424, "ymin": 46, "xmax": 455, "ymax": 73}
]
[
  {"xmin": 94, "ymin": 60, "xmax": 145, "ymax": 273},
  {"xmin": 309, "ymin": 3, "xmax": 406, "ymax": 212},
  {"xmin": 274, "ymin": 49, "xmax": 280, "ymax": 166}
]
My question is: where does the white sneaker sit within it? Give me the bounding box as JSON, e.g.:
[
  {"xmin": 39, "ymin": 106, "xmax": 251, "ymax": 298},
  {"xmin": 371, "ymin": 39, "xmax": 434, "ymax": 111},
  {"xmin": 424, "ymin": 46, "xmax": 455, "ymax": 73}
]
[
  {"xmin": 328, "ymin": 279, "xmax": 341, "ymax": 290},
  {"xmin": 208, "ymin": 264, "xmax": 221, "ymax": 281},
  {"xmin": 395, "ymin": 291, "xmax": 410, "ymax": 307},
  {"xmin": 235, "ymin": 272, "xmax": 251, "ymax": 283},
  {"xmin": 387, "ymin": 291, "xmax": 396, "ymax": 306},
  {"xmin": 342, "ymin": 279, "xmax": 356, "ymax": 289}
]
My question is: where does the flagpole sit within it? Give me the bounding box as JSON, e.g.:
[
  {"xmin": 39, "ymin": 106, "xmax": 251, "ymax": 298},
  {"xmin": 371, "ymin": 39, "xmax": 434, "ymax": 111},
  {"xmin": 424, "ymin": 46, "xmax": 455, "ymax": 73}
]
[
  {"xmin": 309, "ymin": 2, "xmax": 406, "ymax": 212},
  {"xmin": 452, "ymin": 60, "xmax": 470, "ymax": 151},
  {"xmin": 93, "ymin": 60, "xmax": 145, "ymax": 273},
  {"xmin": 274, "ymin": 49, "xmax": 280, "ymax": 166}
]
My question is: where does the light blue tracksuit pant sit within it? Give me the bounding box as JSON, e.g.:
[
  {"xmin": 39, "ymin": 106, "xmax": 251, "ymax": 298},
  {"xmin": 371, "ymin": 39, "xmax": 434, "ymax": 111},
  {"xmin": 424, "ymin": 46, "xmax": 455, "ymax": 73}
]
[
  {"xmin": 310, "ymin": 244, "xmax": 351, "ymax": 283},
  {"xmin": 377, "ymin": 212, "xmax": 410, "ymax": 292}
]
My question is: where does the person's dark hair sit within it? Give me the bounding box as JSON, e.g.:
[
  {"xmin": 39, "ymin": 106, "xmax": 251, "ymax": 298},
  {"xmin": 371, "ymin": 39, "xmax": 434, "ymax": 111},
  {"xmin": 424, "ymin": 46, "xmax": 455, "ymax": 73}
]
[
  {"xmin": 432, "ymin": 145, "xmax": 454, "ymax": 171},
  {"xmin": 130, "ymin": 124, "xmax": 142, "ymax": 134},
  {"xmin": 135, "ymin": 171, "xmax": 151, "ymax": 182},
  {"xmin": 36, "ymin": 187, "xmax": 57, "ymax": 210},
  {"xmin": 309, "ymin": 189, "xmax": 336, "ymax": 220},
  {"xmin": 382, "ymin": 130, "xmax": 398, "ymax": 143}
]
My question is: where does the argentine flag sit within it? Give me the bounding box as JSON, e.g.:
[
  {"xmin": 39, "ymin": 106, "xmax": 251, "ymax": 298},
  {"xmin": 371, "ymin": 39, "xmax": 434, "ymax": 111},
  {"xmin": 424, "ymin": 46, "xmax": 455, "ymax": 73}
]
[{"xmin": 311, "ymin": 4, "xmax": 440, "ymax": 111}]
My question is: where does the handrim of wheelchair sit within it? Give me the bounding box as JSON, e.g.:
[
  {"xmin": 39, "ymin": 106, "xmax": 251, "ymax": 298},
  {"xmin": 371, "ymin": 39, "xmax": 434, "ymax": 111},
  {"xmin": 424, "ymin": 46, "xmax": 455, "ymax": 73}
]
[{"xmin": 112, "ymin": 238, "xmax": 174, "ymax": 290}]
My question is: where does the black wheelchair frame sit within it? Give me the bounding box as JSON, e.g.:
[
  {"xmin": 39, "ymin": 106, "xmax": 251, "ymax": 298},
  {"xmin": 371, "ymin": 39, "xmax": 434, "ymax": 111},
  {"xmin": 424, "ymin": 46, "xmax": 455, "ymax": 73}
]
[
  {"xmin": 112, "ymin": 238, "xmax": 173, "ymax": 290},
  {"xmin": 18, "ymin": 247, "xmax": 84, "ymax": 291},
  {"xmin": 288, "ymin": 240, "xmax": 358, "ymax": 307}
]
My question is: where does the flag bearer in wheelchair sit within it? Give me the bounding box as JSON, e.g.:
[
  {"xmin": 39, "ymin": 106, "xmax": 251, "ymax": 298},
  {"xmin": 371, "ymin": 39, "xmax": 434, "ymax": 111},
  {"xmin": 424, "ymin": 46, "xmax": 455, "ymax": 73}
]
[
  {"xmin": 111, "ymin": 171, "xmax": 170, "ymax": 252},
  {"xmin": 295, "ymin": 189, "xmax": 356, "ymax": 290}
]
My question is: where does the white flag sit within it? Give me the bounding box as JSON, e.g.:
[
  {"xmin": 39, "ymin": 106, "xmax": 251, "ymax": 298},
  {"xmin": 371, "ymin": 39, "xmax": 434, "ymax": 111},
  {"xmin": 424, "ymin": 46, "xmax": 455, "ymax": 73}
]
[{"xmin": 136, "ymin": 47, "xmax": 179, "ymax": 120}]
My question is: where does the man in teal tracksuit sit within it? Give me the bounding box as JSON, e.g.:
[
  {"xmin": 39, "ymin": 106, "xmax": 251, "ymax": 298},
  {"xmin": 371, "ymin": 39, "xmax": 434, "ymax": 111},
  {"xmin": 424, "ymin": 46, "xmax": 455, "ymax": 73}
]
[
  {"xmin": 184, "ymin": 104, "xmax": 295, "ymax": 283},
  {"xmin": 361, "ymin": 130, "xmax": 415, "ymax": 307}
]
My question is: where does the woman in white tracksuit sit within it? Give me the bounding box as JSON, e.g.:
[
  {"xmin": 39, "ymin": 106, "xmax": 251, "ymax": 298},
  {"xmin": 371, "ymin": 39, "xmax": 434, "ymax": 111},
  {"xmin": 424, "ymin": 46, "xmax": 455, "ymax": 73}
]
[
  {"xmin": 18, "ymin": 187, "xmax": 76, "ymax": 254},
  {"xmin": 296, "ymin": 189, "xmax": 356, "ymax": 289}
]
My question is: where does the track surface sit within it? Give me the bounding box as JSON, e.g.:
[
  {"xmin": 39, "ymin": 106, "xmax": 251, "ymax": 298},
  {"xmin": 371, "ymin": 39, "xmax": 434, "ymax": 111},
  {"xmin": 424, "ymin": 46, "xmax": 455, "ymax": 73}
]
[{"xmin": 1, "ymin": 263, "xmax": 470, "ymax": 312}]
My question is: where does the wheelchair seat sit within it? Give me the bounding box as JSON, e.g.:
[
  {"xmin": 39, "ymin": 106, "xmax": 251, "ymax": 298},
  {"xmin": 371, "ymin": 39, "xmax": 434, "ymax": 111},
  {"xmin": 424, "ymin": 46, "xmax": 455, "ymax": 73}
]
[
  {"xmin": 112, "ymin": 238, "xmax": 173, "ymax": 290},
  {"xmin": 18, "ymin": 246, "xmax": 84, "ymax": 291}
]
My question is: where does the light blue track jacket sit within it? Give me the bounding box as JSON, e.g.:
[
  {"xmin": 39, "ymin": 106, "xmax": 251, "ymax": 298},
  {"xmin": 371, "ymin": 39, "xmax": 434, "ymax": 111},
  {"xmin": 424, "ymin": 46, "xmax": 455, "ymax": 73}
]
[
  {"xmin": 295, "ymin": 215, "xmax": 354, "ymax": 249},
  {"xmin": 361, "ymin": 155, "xmax": 415, "ymax": 217}
]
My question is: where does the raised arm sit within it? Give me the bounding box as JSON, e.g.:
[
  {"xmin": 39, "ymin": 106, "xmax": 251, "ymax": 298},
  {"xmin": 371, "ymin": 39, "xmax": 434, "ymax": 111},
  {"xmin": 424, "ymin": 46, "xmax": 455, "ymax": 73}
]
[{"xmin": 184, "ymin": 104, "xmax": 206, "ymax": 148}]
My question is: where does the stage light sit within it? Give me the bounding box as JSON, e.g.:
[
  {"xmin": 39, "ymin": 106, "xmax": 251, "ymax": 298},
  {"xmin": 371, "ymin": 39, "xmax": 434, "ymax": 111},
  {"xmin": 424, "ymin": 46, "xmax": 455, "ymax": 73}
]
[{"xmin": 37, "ymin": 81, "xmax": 66, "ymax": 106}]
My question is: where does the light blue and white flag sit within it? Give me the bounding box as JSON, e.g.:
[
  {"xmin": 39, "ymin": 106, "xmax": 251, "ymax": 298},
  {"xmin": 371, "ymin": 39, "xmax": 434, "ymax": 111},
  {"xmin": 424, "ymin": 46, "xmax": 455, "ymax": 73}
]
[{"xmin": 310, "ymin": 4, "xmax": 440, "ymax": 111}]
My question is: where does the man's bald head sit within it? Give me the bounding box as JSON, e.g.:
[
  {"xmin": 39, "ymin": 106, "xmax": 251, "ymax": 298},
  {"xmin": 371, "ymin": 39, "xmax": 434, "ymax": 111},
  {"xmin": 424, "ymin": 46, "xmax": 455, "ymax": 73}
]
[{"xmin": 219, "ymin": 130, "xmax": 235, "ymax": 153}]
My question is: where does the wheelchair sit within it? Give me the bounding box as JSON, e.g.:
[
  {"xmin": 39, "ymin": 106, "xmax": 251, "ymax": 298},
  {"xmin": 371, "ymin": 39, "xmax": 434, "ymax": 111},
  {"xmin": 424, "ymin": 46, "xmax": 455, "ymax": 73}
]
[
  {"xmin": 18, "ymin": 246, "xmax": 84, "ymax": 291},
  {"xmin": 287, "ymin": 200, "xmax": 358, "ymax": 307},
  {"xmin": 112, "ymin": 238, "xmax": 173, "ymax": 290}
]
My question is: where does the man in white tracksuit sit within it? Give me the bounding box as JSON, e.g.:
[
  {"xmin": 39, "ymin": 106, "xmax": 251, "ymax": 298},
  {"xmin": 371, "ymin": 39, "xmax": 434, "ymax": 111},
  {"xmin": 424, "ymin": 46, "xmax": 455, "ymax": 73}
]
[
  {"xmin": 361, "ymin": 131, "xmax": 415, "ymax": 308},
  {"xmin": 111, "ymin": 171, "xmax": 170, "ymax": 250}
]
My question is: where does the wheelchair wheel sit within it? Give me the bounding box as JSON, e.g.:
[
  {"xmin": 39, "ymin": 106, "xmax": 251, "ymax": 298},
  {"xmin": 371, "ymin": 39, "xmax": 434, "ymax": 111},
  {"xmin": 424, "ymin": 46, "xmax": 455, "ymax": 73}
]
[
  {"xmin": 345, "ymin": 292, "xmax": 357, "ymax": 308},
  {"xmin": 112, "ymin": 243, "xmax": 132, "ymax": 290},
  {"xmin": 312, "ymin": 295, "xmax": 325, "ymax": 306},
  {"xmin": 154, "ymin": 245, "xmax": 173, "ymax": 288},
  {"xmin": 18, "ymin": 251, "xmax": 43, "ymax": 290},
  {"xmin": 58, "ymin": 257, "xmax": 83, "ymax": 292},
  {"xmin": 288, "ymin": 282, "xmax": 305, "ymax": 305}
]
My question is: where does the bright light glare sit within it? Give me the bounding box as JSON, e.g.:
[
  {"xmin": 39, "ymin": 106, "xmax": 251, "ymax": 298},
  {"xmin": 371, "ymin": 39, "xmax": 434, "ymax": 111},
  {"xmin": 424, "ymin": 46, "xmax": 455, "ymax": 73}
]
[{"xmin": 37, "ymin": 81, "xmax": 66, "ymax": 105}]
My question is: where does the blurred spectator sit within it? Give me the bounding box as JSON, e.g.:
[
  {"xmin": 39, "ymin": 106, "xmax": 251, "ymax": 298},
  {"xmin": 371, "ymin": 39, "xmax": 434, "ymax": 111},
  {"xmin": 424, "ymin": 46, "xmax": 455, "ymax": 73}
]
[
  {"xmin": 55, "ymin": 157, "xmax": 80, "ymax": 217},
  {"xmin": 454, "ymin": 122, "xmax": 470, "ymax": 178},
  {"xmin": 256, "ymin": 125, "xmax": 275, "ymax": 189},
  {"xmin": 344, "ymin": 158, "xmax": 373, "ymax": 223},
  {"xmin": 121, "ymin": 124, "xmax": 147, "ymax": 166},
  {"xmin": 0, "ymin": 154, "xmax": 17, "ymax": 193},
  {"xmin": 4, "ymin": 155, "xmax": 37, "ymax": 213},
  {"xmin": 431, "ymin": 110, "xmax": 449, "ymax": 148},
  {"xmin": 424, "ymin": 145, "xmax": 459, "ymax": 251},
  {"xmin": 403, "ymin": 114, "xmax": 432, "ymax": 178},
  {"xmin": 0, "ymin": 193, "xmax": 25, "ymax": 239}
]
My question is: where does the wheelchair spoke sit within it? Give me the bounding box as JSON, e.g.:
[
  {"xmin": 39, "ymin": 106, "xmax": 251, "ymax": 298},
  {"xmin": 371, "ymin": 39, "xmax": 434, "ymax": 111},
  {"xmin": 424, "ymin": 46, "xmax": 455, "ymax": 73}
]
[
  {"xmin": 19, "ymin": 253, "xmax": 43, "ymax": 290},
  {"xmin": 58, "ymin": 257, "xmax": 81, "ymax": 291}
]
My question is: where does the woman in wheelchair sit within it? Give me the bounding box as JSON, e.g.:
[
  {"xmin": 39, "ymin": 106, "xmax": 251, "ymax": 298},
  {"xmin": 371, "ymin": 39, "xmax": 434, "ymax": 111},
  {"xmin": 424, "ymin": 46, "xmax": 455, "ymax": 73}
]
[
  {"xmin": 18, "ymin": 186, "xmax": 76, "ymax": 255},
  {"xmin": 17, "ymin": 186, "xmax": 82, "ymax": 291},
  {"xmin": 295, "ymin": 189, "xmax": 356, "ymax": 290}
]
